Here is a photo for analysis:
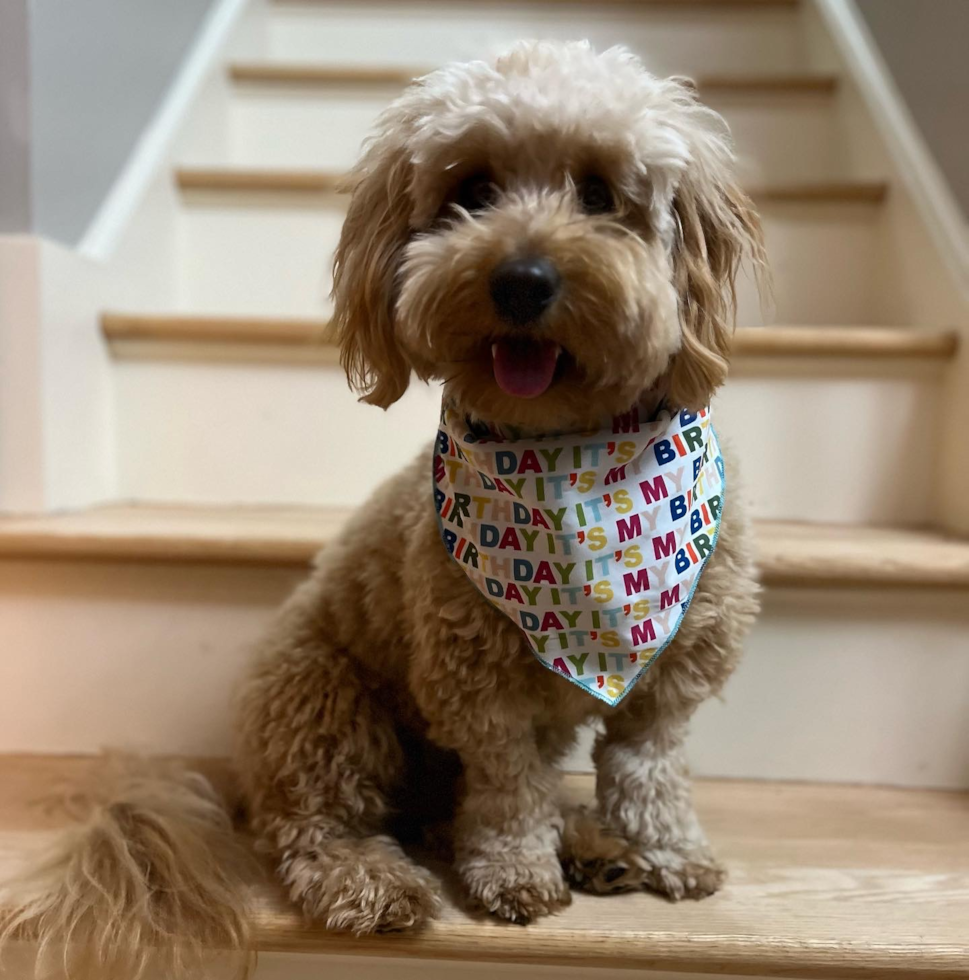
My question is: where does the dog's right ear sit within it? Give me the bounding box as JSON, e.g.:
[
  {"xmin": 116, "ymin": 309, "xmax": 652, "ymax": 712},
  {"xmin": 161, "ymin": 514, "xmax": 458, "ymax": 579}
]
[{"xmin": 332, "ymin": 135, "xmax": 414, "ymax": 409}]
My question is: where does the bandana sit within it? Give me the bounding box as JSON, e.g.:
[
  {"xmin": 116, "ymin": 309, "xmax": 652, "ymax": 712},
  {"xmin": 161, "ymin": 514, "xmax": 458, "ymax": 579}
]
[{"xmin": 433, "ymin": 402, "xmax": 724, "ymax": 706}]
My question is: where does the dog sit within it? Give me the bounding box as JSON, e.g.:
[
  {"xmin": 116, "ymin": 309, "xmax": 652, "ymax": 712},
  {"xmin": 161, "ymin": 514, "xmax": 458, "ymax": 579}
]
[
  {"xmin": 0, "ymin": 39, "xmax": 765, "ymax": 976},
  {"xmin": 235, "ymin": 38, "xmax": 765, "ymax": 931}
]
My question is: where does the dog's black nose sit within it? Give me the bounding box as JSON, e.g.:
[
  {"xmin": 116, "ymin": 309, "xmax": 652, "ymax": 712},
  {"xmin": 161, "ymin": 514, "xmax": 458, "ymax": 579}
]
[{"xmin": 489, "ymin": 256, "xmax": 561, "ymax": 326}]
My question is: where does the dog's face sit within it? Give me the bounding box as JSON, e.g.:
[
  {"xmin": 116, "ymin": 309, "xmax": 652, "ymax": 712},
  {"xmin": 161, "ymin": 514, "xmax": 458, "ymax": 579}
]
[{"xmin": 333, "ymin": 41, "xmax": 764, "ymax": 429}]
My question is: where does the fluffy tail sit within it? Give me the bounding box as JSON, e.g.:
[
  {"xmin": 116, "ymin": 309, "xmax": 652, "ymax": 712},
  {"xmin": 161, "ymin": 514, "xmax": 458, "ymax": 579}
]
[{"xmin": 0, "ymin": 755, "xmax": 254, "ymax": 980}]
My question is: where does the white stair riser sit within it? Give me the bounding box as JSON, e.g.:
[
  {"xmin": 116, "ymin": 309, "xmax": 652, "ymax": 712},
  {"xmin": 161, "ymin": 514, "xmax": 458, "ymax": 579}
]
[
  {"xmin": 175, "ymin": 200, "xmax": 886, "ymax": 326},
  {"xmin": 175, "ymin": 197, "xmax": 342, "ymax": 314},
  {"xmin": 111, "ymin": 358, "xmax": 942, "ymax": 526},
  {"xmin": 116, "ymin": 365, "xmax": 443, "ymax": 507},
  {"xmin": 0, "ymin": 560, "xmax": 303, "ymax": 756},
  {"xmin": 265, "ymin": 2, "xmax": 806, "ymax": 75},
  {"xmin": 687, "ymin": 585, "xmax": 968, "ymax": 788},
  {"xmin": 1, "ymin": 558, "xmax": 965, "ymax": 788},
  {"xmin": 717, "ymin": 363, "xmax": 944, "ymax": 525},
  {"xmin": 214, "ymin": 89, "xmax": 847, "ymax": 186}
]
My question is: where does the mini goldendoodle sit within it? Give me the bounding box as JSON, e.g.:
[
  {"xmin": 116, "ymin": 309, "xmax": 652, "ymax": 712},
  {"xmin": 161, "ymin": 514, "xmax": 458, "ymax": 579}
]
[
  {"xmin": 0, "ymin": 40, "xmax": 766, "ymax": 975},
  {"xmin": 236, "ymin": 40, "xmax": 764, "ymax": 933}
]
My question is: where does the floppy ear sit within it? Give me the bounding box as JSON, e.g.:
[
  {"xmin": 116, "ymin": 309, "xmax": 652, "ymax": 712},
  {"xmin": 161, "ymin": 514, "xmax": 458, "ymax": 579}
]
[
  {"xmin": 665, "ymin": 136, "xmax": 767, "ymax": 411},
  {"xmin": 331, "ymin": 135, "xmax": 414, "ymax": 409}
]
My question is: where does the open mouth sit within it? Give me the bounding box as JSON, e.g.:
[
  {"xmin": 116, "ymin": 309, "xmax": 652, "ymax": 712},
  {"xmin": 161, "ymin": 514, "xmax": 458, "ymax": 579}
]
[{"xmin": 491, "ymin": 337, "xmax": 563, "ymax": 398}]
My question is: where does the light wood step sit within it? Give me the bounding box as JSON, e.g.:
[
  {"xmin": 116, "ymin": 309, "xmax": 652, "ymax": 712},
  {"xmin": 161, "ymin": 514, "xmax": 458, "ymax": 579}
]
[
  {"xmin": 699, "ymin": 72, "xmax": 838, "ymax": 94},
  {"xmin": 174, "ymin": 168, "xmax": 888, "ymax": 204},
  {"xmin": 102, "ymin": 312, "xmax": 340, "ymax": 353},
  {"xmin": 229, "ymin": 62, "xmax": 838, "ymax": 96},
  {"xmin": 755, "ymin": 181, "xmax": 888, "ymax": 204},
  {"xmin": 274, "ymin": 0, "xmax": 801, "ymax": 5},
  {"xmin": 2, "ymin": 755, "xmax": 966, "ymax": 978},
  {"xmin": 1, "ymin": 505, "xmax": 968, "ymax": 588},
  {"xmin": 100, "ymin": 315, "xmax": 959, "ymax": 363},
  {"xmin": 176, "ymin": 168, "xmax": 345, "ymax": 194},
  {"xmin": 732, "ymin": 325, "xmax": 958, "ymax": 358},
  {"xmin": 756, "ymin": 521, "xmax": 969, "ymax": 589},
  {"xmin": 0, "ymin": 504, "xmax": 348, "ymax": 566},
  {"xmin": 273, "ymin": 0, "xmax": 800, "ymax": 6}
]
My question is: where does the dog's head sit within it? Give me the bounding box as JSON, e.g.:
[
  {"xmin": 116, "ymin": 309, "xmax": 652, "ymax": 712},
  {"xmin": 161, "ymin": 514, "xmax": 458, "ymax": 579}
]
[{"xmin": 333, "ymin": 41, "xmax": 765, "ymax": 429}]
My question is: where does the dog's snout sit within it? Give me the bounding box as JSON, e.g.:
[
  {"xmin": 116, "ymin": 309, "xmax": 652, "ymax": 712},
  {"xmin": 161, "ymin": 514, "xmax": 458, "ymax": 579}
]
[{"xmin": 489, "ymin": 256, "xmax": 561, "ymax": 326}]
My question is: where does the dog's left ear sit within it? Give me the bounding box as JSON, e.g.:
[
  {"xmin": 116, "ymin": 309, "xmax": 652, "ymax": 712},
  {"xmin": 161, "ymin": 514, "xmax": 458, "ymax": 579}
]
[
  {"xmin": 332, "ymin": 133, "xmax": 414, "ymax": 409},
  {"xmin": 665, "ymin": 116, "xmax": 766, "ymax": 411}
]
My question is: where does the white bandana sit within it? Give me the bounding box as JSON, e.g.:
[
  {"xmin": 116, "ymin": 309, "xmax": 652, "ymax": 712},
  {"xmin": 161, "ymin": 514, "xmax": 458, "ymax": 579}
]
[{"xmin": 433, "ymin": 401, "xmax": 725, "ymax": 706}]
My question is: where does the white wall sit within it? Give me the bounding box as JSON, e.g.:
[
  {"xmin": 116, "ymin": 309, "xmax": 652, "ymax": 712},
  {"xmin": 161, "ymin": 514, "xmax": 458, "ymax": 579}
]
[
  {"xmin": 27, "ymin": 0, "xmax": 216, "ymax": 245},
  {"xmin": 855, "ymin": 0, "xmax": 969, "ymax": 219}
]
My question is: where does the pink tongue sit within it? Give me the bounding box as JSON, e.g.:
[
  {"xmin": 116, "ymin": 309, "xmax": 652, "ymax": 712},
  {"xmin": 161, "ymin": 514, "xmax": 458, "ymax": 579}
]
[{"xmin": 492, "ymin": 338, "xmax": 561, "ymax": 398}]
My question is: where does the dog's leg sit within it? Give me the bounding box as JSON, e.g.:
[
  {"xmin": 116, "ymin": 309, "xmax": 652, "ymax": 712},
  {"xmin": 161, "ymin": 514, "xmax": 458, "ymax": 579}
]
[
  {"xmin": 409, "ymin": 628, "xmax": 572, "ymax": 924},
  {"xmin": 572, "ymin": 671, "xmax": 725, "ymax": 901},
  {"xmin": 452, "ymin": 728, "xmax": 572, "ymax": 924},
  {"xmin": 236, "ymin": 593, "xmax": 440, "ymax": 934},
  {"xmin": 567, "ymin": 518, "xmax": 757, "ymax": 901}
]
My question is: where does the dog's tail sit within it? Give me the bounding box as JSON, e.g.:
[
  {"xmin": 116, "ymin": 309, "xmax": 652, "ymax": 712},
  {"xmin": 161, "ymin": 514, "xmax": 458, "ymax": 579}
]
[{"xmin": 0, "ymin": 754, "xmax": 254, "ymax": 980}]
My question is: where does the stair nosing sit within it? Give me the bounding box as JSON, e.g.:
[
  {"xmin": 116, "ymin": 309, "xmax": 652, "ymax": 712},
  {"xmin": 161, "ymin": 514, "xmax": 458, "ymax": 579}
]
[
  {"xmin": 229, "ymin": 62, "xmax": 838, "ymax": 96},
  {"xmin": 4, "ymin": 757, "xmax": 965, "ymax": 979},
  {"xmin": 101, "ymin": 315, "xmax": 959, "ymax": 362},
  {"xmin": 172, "ymin": 168, "xmax": 889, "ymax": 204},
  {"xmin": 175, "ymin": 168, "xmax": 345, "ymax": 194},
  {"xmin": 249, "ymin": 908, "xmax": 965, "ymax": 980},
  {"xmin": 733, "ymin": 325, "xmax": 958, "ymax": 359},
  {"xmin": 271, "ymin": 0, "xmax": 801, "ymax": 6},
  {"xmin": 102, "ymin": 313, "xmax": 339, "ymax": 347},
  {"xmin": 2, "ymin": 506, "xmax": 968, "ymax": 589}
]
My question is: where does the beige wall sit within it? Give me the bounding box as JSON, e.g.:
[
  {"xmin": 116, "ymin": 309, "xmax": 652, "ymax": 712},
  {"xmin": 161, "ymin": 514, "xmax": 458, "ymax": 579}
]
[{"xmin": 856, "ymin": 0, "xmax": 969, "ymax": 218}]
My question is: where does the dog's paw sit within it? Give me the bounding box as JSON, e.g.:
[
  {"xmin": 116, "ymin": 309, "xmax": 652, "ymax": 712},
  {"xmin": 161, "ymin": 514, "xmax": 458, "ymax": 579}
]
[
  {"xmin": 561, "ymin": 806, "xmax": 724, "ymax": 901},
  {"xmin": 560, "ymin": 804, "xmax": 638, "ymax": 894},
  {"xmin": 462, "ymin": 856, "xmax": 572, "ymax": 924},
  {"xmin": 623, "ymin": 845, "xmax": 725, "ymax": 901},
  {"xmin": 281, "ymin": 836, "xmax": 442, "ymax": 934}
]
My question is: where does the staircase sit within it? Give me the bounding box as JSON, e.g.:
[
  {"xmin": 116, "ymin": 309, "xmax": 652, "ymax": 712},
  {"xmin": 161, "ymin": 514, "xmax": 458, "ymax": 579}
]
[{"xmin": 2, "ymin": 0, "xmax": 968, "ymax": 976}]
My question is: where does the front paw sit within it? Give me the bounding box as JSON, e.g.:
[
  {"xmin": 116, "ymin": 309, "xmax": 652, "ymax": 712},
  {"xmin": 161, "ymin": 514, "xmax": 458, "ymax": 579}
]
[
  {"xmin": 281, "ymin": 838, "xmax": 441, "ymax": 934},
  {"xmin": 461, "ymin": 856, "xmax": 572, "ymax": 924},
  {"xmin": 623, "ymin": 844, "xmax": 725, "ymax": 900},
  {"xmin": 562, "ymin": 806, "xmax": 724, "ymax": 901}
]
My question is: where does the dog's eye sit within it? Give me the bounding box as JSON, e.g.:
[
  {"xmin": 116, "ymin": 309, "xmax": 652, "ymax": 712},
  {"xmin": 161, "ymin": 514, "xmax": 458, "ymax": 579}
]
[
  {"xmin": 454, "ymin": 173, "xmax": 498, "ymax": 213},
  {"xmin": 577, "ymin": 175, "xmax": 615, "ymax": 215}
]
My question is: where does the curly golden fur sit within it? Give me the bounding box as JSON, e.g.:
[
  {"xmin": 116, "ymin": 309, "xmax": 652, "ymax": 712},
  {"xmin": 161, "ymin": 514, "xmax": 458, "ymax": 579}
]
[
  {"xmin": 0, "ymin": 40, "xmax": 766, "ymax": 974},
  {"xmin": 0, "ymin": 755, "xmax": 253, "ymax": 979},
  {"xmin": 242, "ymin": 40, "xmax": 765, "ymax": 931}
]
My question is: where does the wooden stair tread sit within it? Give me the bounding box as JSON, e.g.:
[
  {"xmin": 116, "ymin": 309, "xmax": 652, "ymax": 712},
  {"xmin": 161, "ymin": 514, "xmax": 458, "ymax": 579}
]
[
  {"xmin": 230, "ymin": 62, "xmax": 837, "ymax": 95},
  {"xmin": 274, "ymin": 0, "xmax": 800, "ymax": 6},
  {"xmin": 699, "ymin": 72, "xmax": 838, "ymax": 94},
  {"xmin": 0, "ymin": 504, "xmax": 349, "ymax": 565},
  {"xmin": 1, "ymin": 505, "xmax": 968, "ymax": 587},
  {"xmin": 755, "ymin": 521, "xmax": 969, "ymax": 588},
  {"xmin": 101, "ymin": 312, "xmax": 339, "ymax": 347},
  {"xmin": 733, "ymin": 324, "xmax": 958, "ymax": 358},
  {"xmin": 101, "ymin": 315, "xmax": 959, "ymax": 362},
  {"xmin": 754, "ymin": 181, "xmax": 887, "ymax": 204},
  {"xmin": 175, "ymin": 168, "xmax": 344, "ymax": 193},
  {"xmin": 174, "ymin": 167, "xmax": 888, "ymax": 203},
  {"xmin": 1, "ymin": 756, "xmax": 967, "ymax": 977}
]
